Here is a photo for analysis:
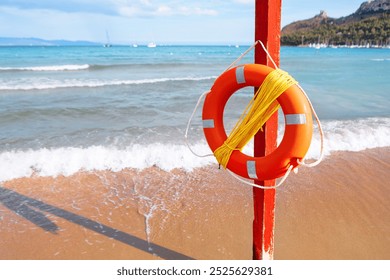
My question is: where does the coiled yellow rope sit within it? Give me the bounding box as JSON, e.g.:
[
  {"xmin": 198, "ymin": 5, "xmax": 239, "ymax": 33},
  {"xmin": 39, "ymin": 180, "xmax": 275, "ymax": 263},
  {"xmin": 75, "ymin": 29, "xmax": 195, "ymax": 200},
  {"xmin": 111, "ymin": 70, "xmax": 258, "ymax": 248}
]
[{"xmin": 214, "ymin": 68, "xmax": 298, "ymax": 168}]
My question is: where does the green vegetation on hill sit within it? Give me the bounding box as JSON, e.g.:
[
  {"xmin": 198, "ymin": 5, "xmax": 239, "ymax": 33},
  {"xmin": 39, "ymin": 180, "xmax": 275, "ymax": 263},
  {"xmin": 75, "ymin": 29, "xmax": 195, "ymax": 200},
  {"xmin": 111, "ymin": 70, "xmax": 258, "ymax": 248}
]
[{"xmin": 281, "ymin": 14, "xmax": 390, "ymax": 46}]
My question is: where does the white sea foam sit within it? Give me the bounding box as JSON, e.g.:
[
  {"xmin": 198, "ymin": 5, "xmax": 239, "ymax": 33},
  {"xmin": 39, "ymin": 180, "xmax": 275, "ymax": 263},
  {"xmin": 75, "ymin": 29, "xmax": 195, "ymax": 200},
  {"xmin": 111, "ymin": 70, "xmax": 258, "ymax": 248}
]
[
  {"xmin": 0, "ymin": 64, "xmax": 90, "ymax": 71},
  {"xmin": 1, "ymin": 118, "xmax": 389, "ymax": 182},
  {"xmin": 370, "ymin": 58, "xmax": 390, "ymax": 62},
  {"xmin": 306, "ymin": 118, "xmax": 390, "ymax": 159},
  {"xmin": 0, "ymin": 76, "xmax": 216, "ymax": 91},
  {"xmin": 0, "ymin": 144, "xmax": 217, "ymax": 182}
]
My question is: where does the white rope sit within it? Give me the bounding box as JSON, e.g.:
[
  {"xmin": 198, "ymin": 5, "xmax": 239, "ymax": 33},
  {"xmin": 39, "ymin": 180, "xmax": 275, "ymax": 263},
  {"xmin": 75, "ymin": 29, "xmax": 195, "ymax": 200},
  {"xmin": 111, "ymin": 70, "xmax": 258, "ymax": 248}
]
[
  {"xmin": 224, "ymin": 40, "xmax": 278, "ymax": 72},
  {"xmin": 184, "ymin": 90, "xmax": 214, "ymax": 158},
  {"xmin": 256, "ymin": 40, "xmax": 279, "ymax": 69},
  {"xmin": 185, "ymin": 40, "xmax": 325, "ymax": 189},
  {"xmin": 296, "ymin": 84, "xmax": 325, "ymax": 167},
  {"xmin": 253, "ymin": 41, "xmax": 325, "ymax": 168},
  {"xmin": 184, "ymin": 40, "xmax": 264, "ymax": 158}
]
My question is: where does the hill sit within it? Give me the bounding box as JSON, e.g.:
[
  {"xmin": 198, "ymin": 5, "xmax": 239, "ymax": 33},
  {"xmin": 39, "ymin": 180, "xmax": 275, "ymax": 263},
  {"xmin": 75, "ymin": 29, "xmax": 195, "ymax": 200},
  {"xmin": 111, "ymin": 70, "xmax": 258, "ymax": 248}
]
[{"xmin": 281, "ymin": 0, "xmax": 390, "ymax": 47}]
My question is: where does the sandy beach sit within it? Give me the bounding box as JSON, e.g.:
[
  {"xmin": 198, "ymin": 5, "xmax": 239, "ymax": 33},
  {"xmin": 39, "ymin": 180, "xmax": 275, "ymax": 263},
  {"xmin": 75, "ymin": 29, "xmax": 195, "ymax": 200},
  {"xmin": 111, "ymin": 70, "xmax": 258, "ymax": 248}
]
[{"xmin": 1, "ymin": 147, "xmax": 389, "ymax": 260}]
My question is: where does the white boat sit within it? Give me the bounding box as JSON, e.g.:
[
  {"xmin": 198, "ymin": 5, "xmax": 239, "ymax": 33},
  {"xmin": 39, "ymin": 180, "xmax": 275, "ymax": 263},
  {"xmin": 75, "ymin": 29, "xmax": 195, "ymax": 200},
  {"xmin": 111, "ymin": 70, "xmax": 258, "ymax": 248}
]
[
  {"xmin": 103, "ymin": 31, "xmax": 111, "ymax": 47},
  {"xmin": 147, "ymin": 42, "xmax": 157, "ymax": 48}
]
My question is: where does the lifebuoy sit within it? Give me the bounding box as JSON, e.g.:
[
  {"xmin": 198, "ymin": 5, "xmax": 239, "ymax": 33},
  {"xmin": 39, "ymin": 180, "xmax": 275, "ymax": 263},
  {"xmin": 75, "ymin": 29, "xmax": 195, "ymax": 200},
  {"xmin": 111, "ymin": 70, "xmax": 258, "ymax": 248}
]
[{"xmin": 202, "ymin": 64, "xmax": 313, "ymax": 180}]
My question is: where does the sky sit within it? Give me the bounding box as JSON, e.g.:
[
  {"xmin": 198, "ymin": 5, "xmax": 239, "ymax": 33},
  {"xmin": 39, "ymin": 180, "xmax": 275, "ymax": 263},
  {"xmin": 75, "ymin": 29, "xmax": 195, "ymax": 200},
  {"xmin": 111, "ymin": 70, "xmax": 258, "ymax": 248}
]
[{"xmin": 0, "ymin": 0, "xmax": 367, "ymax": 44}]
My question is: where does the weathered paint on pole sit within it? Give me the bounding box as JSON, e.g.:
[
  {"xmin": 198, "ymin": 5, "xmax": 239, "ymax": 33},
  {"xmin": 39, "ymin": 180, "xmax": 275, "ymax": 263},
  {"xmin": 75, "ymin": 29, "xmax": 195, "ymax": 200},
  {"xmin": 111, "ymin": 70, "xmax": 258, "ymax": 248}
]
[{"xmin": 253, "ymin": 0, "xmax": 282, "ymax": 260}]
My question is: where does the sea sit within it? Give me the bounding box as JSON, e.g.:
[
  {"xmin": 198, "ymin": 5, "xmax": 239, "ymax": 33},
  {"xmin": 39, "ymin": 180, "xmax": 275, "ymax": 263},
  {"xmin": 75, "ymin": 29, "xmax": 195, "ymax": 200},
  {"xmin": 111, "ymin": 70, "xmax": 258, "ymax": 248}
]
[{"xmin": 0, "ymin": 45, "xmax": 389, "ymax": 182}]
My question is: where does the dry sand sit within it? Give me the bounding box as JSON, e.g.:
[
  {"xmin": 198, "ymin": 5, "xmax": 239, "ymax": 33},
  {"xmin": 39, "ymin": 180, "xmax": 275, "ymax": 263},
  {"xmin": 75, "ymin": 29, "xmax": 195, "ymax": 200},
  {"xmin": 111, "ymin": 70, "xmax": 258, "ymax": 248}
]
[{"xmin": 1, "ymin": 148, "xmax": 389, "ymax": 260}]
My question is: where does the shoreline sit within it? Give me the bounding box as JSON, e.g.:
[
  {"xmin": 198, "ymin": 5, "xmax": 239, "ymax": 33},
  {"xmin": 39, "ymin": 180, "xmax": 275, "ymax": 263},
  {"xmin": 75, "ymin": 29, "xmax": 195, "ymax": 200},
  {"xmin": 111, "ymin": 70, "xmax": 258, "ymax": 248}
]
[{"xmin": 1, "ymin": 147, "xmax": 389, "ymax": 260}]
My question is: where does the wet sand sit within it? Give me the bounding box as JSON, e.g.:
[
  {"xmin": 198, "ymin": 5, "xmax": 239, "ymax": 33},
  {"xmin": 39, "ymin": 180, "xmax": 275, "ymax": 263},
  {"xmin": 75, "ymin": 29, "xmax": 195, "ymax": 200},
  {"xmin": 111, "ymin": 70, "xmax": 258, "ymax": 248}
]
[{"xmin": 0, "ymin": 148, "xmax": 389, "ymax": 260}]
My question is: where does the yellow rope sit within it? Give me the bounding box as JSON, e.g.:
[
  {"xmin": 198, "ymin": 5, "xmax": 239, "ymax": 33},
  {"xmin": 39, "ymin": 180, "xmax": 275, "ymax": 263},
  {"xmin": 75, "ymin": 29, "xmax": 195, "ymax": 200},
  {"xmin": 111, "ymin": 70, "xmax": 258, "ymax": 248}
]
[{"xmin": 214, "ymin": 68, "xmax": 298, "ymax": 168}]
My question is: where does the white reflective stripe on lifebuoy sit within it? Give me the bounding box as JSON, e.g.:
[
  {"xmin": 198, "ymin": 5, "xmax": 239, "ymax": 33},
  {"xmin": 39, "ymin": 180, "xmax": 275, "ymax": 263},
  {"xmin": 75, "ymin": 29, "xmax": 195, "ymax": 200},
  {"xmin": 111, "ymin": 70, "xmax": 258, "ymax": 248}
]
[
  {"xmin": 235, "ymin": 66, "xmax": 246, "ymax": 84},
  {"xmin": 247, "ymin": 160, "xmax": 258, "ymax": 179},
  {"xmin": 203, "ymin": 119, "xmax": 215, "ymax": 128},
  {"xmin": 285, "ymin": 114, "xmax": 306, "ymax": 125}
]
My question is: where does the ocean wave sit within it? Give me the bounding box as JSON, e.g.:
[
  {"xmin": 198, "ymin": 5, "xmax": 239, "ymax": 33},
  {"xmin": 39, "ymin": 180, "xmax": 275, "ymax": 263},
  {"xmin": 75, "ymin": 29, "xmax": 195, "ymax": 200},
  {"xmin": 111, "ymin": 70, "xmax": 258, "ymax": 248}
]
[
  {"xmin": 0, "ymin": 62, "xmax": 218, "ymax": 73},
  {"xmin": 370, "ymin": 58, "xmax": 390, "ymax": 62},
  {"xmin": 0, "ymin": 76, "xmax": 216, "ymax": 91},
  {"xmin": 1, "ymin": 117, "xmax": 389, "ymax": 182},
  {"xmin": 88, "ymin": 63, "xmax": 206, "ymax": 71},
  {"xmin": 0, "ymin": 64, "xmax": 90, "ymax": 72},
  {"xmin": 305, "ymin": 117, "xmax": 390, "ymax": 159},
  {"xmin": 0, "ymin": 144, "xmax": 216, "ymax": 182}
]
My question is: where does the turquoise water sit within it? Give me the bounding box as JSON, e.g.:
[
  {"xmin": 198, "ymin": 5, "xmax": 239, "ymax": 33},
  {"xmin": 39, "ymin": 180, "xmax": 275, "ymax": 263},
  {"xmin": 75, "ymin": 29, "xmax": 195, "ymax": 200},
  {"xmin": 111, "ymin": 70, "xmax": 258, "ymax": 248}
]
[
  {"xmin": 0, "ymin": 45, "xmax": 389, "ymax": 181},
  {"xmin": 281, "ymin": 47, "xmax": 390, "ymax": 119}
]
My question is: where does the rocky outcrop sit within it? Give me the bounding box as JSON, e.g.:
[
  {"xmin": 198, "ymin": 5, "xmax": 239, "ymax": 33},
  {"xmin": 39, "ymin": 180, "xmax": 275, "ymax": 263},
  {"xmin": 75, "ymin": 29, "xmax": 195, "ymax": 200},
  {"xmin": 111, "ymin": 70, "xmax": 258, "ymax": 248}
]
[
  {"xmin": 281, "ymin": 0, "xmax": 390, "ymax": 46},
  {"xmin": 356, "ymin": 0, "xmax": 390, "ymax": 14}
]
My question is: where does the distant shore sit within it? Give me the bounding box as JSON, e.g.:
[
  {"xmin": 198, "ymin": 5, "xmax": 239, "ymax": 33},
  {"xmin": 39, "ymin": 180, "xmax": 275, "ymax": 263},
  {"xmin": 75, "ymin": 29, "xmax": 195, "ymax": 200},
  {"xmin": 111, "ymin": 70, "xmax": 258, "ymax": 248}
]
[{"xmin": 300, "ymin": 43, "xmax": 390, "ymax": 49}]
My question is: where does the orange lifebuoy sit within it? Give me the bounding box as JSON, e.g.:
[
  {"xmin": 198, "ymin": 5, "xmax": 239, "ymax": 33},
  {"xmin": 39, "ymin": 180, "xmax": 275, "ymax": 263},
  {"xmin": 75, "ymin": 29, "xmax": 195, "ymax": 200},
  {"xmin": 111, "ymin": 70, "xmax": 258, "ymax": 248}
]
[{"xmin": 202, "ymin": 64, "xmax": 313, "ymax": 180}]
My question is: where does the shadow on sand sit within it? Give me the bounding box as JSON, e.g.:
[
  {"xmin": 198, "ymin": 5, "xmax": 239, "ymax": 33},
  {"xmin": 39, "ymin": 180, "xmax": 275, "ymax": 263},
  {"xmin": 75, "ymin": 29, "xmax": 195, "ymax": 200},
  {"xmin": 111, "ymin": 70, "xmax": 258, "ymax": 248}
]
[{"xmin": 0, "ymin": 186, "xmax": 193, "ymax": 260}]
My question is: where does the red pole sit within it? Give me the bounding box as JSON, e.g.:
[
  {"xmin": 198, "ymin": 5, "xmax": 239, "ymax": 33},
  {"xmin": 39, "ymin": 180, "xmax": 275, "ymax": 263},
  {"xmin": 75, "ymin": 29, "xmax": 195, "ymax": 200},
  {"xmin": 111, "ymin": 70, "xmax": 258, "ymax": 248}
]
[{"xmin": 253, "ymin": 0, "xmax": 282, "ymax": 260}]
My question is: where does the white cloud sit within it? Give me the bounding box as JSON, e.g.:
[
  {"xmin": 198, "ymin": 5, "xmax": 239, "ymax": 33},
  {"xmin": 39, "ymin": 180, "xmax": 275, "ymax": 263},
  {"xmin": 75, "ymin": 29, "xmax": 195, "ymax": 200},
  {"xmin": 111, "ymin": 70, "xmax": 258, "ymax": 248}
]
[
  {"xmin": 193, "ymin": 7, "xmax": 218, "ymax": 16},
  {"xmin": 0, "ymin": 0, "xmax": 246, "ymax": 43},
  {"xmin": 117, "ymin": 5, "xmax": 140, "ymax": 17},
  {"xmin": 114, "ymin": 1, "xmax": 219, "ymax": 18},
  {"xmin": 233, "ymin": 0, "xmax": 252, "ymax": 4},
  {"xmin": 155, "ymin": 5, "xmax": 173, "ymax": 16},
  {"xmin": 0, "ymin": 0, "xmax": 118, "ymax": 15},
  {"xmin": 176, "ymin": 6, "xmax": 218, "ymax": 16},
  {"xmin": 0, "ymin": 1, "xmax": 220, "ymax": 18},
  {"xmin": 140, "ymin": 0, "xmax": 152, "ymax": 5}
]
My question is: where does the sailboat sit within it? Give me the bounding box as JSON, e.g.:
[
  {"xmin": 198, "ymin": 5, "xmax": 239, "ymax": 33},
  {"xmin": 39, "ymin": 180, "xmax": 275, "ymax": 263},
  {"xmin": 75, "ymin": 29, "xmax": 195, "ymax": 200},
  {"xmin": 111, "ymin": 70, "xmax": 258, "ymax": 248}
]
[{"xmin": 103, "ymin": 31, "xmax": 111, "ymax": 48}]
